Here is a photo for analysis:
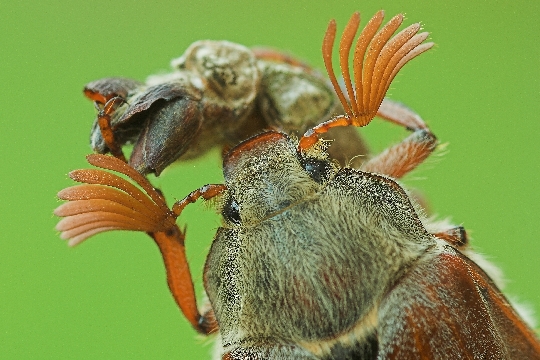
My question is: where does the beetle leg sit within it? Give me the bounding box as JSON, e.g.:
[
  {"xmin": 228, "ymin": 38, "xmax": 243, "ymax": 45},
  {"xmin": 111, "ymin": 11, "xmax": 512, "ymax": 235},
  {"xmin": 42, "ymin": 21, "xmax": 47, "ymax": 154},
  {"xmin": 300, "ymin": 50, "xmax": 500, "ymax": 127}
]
[
  {"xmin": 84, "ymin": 78, "xmax": 143, "ymax": 163},
  {"xmin": 163, "ymin": 184, "xmax": 229, "ymax": 334},
  {"xmin": 377, "ymin": 98, "xmax": 428, "ymax": 130},
  {"xmin": 95, "ymin": 97, "xmax": 127, "ymax": 162},
  {"xmin": 359, "ymin": 99, "xmax": 437, "ymax": 178},
  {"xmin": 433, "ymin": 226, "xmax": 469, "ymax": 250},
  {"xmin": 359, "ymin": 128, "xmax": 437, "ymax": 178}
]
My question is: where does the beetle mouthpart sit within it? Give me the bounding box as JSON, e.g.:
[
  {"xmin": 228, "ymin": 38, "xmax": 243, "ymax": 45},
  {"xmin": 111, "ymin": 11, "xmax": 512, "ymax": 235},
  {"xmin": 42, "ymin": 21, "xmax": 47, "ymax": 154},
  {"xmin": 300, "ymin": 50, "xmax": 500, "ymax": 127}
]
[
  {"xmin": 298, "ymin": 11, "xmax": 433, "ymax": 150},
  {"xmin": 54, "ymin": 154, "xmax": 176, "ymax": 246}
]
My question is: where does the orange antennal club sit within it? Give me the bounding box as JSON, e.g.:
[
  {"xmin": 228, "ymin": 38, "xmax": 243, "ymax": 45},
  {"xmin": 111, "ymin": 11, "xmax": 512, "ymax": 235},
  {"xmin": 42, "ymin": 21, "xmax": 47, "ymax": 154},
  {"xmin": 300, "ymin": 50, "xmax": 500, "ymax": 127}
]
[
  {"xmin": 54, "ymin": 154, "xmax": 220, "ymax": 333},
  {"xmin": 299, "ymin": 11, "xmax": 434, "ymax": 150}
]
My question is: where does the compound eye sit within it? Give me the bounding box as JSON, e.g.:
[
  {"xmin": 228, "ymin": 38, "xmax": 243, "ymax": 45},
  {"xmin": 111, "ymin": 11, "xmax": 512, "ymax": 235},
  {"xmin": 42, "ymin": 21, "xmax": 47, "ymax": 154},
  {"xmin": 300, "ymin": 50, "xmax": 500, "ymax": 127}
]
[
  {"xmin": 302, "ymin": 158, "xmax": 331, "ymax": 184},
  {"xmin": 222, "ymin": 197, "xmax": 241, "ymax": 225}
]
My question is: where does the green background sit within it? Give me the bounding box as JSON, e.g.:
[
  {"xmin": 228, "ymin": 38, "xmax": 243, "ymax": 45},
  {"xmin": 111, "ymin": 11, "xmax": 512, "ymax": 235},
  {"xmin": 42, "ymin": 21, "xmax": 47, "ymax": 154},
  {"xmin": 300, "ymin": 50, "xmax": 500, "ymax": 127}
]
[{"xmin": 1, "ymin": 0, "xmax": 539, "ymax": 358}]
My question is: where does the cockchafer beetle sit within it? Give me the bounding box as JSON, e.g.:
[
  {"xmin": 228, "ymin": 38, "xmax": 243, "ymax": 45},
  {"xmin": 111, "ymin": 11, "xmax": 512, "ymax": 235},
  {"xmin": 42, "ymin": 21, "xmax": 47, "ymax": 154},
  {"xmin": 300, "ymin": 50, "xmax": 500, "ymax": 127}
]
[
  {"xmin": 84, "ymin": 11, "xmax": 432, "ymax": 176},
  {"xmin": 55, "ymin": 10, "xmax": 540, "ymax": 359}
]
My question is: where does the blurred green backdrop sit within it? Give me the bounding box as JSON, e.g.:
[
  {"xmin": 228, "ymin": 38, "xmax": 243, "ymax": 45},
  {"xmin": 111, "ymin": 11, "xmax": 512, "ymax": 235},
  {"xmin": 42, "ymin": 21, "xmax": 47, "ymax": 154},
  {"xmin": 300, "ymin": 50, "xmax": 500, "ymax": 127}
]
[{"xmin": 1, "ymin": 0, "xmax": 539, "ymax": 358}]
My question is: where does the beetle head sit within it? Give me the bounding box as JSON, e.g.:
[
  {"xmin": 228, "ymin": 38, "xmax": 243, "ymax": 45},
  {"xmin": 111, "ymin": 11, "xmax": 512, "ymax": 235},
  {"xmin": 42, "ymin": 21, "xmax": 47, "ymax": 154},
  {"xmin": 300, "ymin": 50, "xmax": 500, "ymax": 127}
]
[{"xmin": 222, "ymin": 132, "xmax": 338, "ymax": 227}]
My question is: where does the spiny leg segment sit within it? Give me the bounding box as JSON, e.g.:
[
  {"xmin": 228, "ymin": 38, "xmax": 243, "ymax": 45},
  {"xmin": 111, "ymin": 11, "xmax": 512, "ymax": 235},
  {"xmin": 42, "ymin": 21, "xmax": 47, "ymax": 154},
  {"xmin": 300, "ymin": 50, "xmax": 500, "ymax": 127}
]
[
  {"xmin": 95, "ymin": 97, "xmax": 128, "ymax": 162},
  {"xmin": 84, "ymin": 78, "xmax": 142, "ymax": 163}
]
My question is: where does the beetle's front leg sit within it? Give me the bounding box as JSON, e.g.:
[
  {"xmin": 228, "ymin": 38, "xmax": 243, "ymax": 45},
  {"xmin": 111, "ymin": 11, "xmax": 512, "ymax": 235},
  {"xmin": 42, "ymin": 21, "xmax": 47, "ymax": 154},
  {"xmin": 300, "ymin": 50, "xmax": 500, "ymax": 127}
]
[
  {"xmin": 376, "ymin": 98, "xmax": 428, "ymax": 131},
  {"xmin": 359, "ymin": 128, "xmax": 437, "ymax": 179},
  {"xmin": 94, "ymin": 96, "xmax": 128, "ymax": 162},
  {"xmin": 360, "ymin": 99, "xmax": 437, "ymax": 178},
  {"xmin": 84, "ymin": 78, "xmax": 143, "ymax": 163}
]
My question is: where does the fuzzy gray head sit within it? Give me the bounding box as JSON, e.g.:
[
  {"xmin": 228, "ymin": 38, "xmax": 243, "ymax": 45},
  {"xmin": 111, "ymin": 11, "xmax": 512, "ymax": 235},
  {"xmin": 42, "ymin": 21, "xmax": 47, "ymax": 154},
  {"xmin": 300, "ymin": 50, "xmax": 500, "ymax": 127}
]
[{"xmin": 222, "ymin": 132, "xmax": 336, "ymax": 227}]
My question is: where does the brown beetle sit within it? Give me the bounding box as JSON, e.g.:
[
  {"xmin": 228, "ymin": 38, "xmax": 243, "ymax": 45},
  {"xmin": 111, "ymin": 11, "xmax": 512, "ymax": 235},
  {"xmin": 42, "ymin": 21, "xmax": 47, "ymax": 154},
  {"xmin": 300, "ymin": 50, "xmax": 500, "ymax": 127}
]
[
  {"xmin": 56, "ymin": 10, "xmax": 540, "ymax": 359},
  {"xmin": 83, "ymin": 12, "xmax": 430, "ymax": 175}
]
